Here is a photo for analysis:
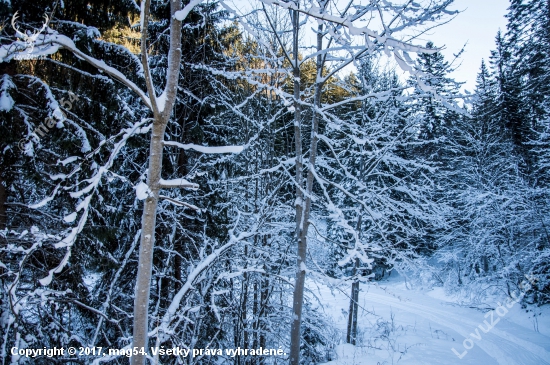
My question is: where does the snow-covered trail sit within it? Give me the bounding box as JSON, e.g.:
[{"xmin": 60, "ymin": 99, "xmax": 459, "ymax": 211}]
[
  {"xmin": 313, "ymin": 276, "xmax": 550, "ymax": 365},
  {"xmin": 363, "ymin": 290, "xmax": 550, "ymax": 365}
]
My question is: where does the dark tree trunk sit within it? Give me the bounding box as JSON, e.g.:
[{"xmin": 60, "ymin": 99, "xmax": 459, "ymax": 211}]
[
  {"xmin": 0, "ymin": 175, "xmax": 6, "ymax": 230},
  {"xmin": 174, "ymin": 241, "xmax": 182, "ymax": 292},
  {"xmin": 347, "ymin": 216, "xmax": 362, "ymax": 344},
  {"xmin": 346, "ymin": 258, "xmax": 360, "ymax": 345}
]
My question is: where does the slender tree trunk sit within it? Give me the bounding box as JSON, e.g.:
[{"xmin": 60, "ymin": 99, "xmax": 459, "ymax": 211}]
[
  {"xmin": 175, "ymin": 240, "xmax": 182, "ymax": 291},
  {"xmin": 351, "ymin": 273, "xmax": 360, "ymax": 343},
  {"xmin": 259, "ymin": 236, "xmax": 269, "ymax": 365},
  {"xmin": 289, "ymin": 6, "xmax": 304, "ymax": 364},
  {"xmin": 346, "ymin": 270, "xmax": 354, "ymax": 343},
  {"xmin": 0, "ymin": 175, "xmax": 6, "ymax": 229},
  {"xmin": 131, "ymin": 121, "xmax": 166, "ymax": 365},
  {"xmin": 347, "ymin": 216, "xmax": 362, "ymax": 344},
  {"xmin": 260, "ymin": 271, "xmax": 269, "ymax": 350},
  {"xmin": 241, "ymin": 247, "xmax": 249, "ymax": 349},
  {"xmin": 289, "ymin": 15, "xmax": 325, "ymax": 365},
  {"xmin": 252, "ymin": 279, "xmax": 259, "ymax": 349},
  {"xmin": 131, "ymin": 0, "xmax": 183, "ymax": 362},
  {"xmin": 240, "ymin": 169, "xmax": 254, "ymax": 353},
  {"xmin": 232, "ymin": 277, "xmax": 239, "ymax": 352},
  {"xmin": 346, "ymin": 258, "xmax": 360, "ymax": 344},
  {"xmin": 252, "ymin": 172, "xmax": 260, "ymax": 351}
]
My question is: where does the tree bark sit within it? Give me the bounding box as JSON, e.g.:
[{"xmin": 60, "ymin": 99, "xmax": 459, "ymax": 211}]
[
  {"xmin": 241, "ymin": 245, "xmax": 249, "ymax": 351},
  {"xmin": 289, "ymin": 13, "xmax": 325, "ymax": 365},
  {"xmin": 131, "ymin": 121, "xmax": 167, "ymax": 365},
  {"xmin": 346, "ymin": 258, "xmax": 360, "ymax": 345},
  {"xmin": 289, "ymin": 6, "xmax": 304, "ymax": 364},
  {"xmin": 0, "ymin": 175, "xmax": 6, "ymax": 230},
  {"xmin": 131, "ymin": 0, "xmax": 183, "ymax": 363},
  {"xmin": 174, "ymin": 239, "xmax": 183, "ymax": 292},
  {"xmin": 347, "ymin": 215, "xmax": 362, "ymax": 345}
]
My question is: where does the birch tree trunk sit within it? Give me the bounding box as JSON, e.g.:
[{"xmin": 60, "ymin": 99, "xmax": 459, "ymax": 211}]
[
  {"xmin": 131, "ymin": 0, "xmax": 183, "ymax": 363},
  {"xmin": 289, "ymin": 9, "xmax": 325, "ymax": 364},
  {"xmin": 131, "ymin": 121, "xmax": 166, "ymax": 364},
  {"xmin": 289, "ymin": 5, "xmax": 304, "ymax": 364}
]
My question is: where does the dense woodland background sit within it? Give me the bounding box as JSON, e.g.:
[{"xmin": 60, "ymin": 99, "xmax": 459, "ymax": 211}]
[{"xmin": 0, "ymin": 0, "xmax": 549, "ymax": 364}]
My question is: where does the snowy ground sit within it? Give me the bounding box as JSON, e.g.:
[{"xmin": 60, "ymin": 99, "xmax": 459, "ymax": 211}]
[{"xmin": 313, "ymin": 274, "xmax": 550, "ymax": 365}]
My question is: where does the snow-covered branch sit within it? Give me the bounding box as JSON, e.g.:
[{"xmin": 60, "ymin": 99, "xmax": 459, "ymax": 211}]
[
  {"xmin": 159, "ymin": 178, "xmax": 199, "ymax": 190},
  {"xmin": 159, "ymin": 195, "xmax": 200, "ymax": 210},
  {"xmin": 154, "ymin": 227, "xmax": 256, "ymax": 337},
  {"xmin": 0, "ymin": 34, "xmax": 152, "ymax": 109},
  {"xmin": 163, "ymin": 140, "xmax": 244, "ymax": 154},
  {"xmin": 259, "ymin": 0, "xmax": 442, "ymax": 54}
]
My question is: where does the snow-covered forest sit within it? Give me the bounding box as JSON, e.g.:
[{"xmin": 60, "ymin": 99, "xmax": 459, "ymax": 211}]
[{"xmin": 0, "ymin": 0, "xmax": 549, "ymax": 364}]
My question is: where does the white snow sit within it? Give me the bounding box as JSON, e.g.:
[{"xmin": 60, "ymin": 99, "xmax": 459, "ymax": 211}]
[
  {"xmin": 0, "ymin": 32, "xmax": 152, "ymax": 108},
  {"xmin": 57, "ymin": 156, "xmax": 78, "ymax": 166},
  {"xmin": 82, "ymin": 272, "xmax": 101, "ymax": 291},
  {"xmin": 28, "ymin": 185, "xmax": 61, "ymax": 209},
  {"xmin": 313, "ymin": 273, "xmax": 550, "ymax": 365},
  {"xmin": 159, "ymin": 178, "xmax": 199, "ymax": 189},
  {"xmin": 0, "ymin": 75, "xmax": 15, "ymax": 112},
  {"xmin": 164, "ymin": 140, "xmax": 244, "ymax": 154},
  {"xmin": 63, "ymin": 212, "xmax": 77, "ymax": 223},
  {"xmin": 174, "ymin": 0, "xmax": 203, "ymax": 21},
  {"xmin": 135, "ymin": 181, "xmax": 151, "ymax": 200},
  {"xmin": 156, "ymin": 230, "xmax": 255, "ymax": 335},
  {"xmin": 158, "ymin": 195, "xmax": 199, "ymax": 210},
  {"xmin": 156, "ymin": 90, "xmax": 167, "ymax": 113},
  {"xmin": 49, "ymin": 173, "xmax": 67, "ymax": 181}
]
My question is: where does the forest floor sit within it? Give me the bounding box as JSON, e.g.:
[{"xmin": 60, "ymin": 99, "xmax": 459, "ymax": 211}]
[{"xmin": 313, "ymin": 274, "xmax": 550, "ymax": 365}]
